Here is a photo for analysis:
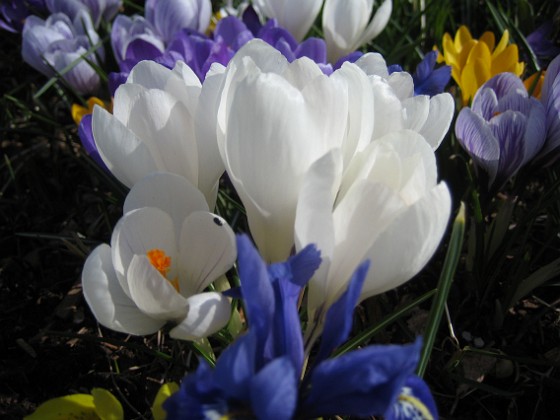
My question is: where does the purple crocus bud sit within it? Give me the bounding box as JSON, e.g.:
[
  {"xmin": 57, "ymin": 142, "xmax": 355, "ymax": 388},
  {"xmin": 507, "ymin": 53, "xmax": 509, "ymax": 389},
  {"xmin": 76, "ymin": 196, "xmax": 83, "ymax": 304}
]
[
  {"xmin": 111, "ymin": 14, "xmax": 164, "ymax": 69},
  {"xmin": 412, "ymin": 50, "xmax": 451, "ymax": 96},
  {"xmin": 455, "ymin": 72, "xmax": 547, "ymax": 190},
  {"xmin": 46, "ymin": 0, "xmax": 122, "ymax": 27},
  {"xmin": 22, "ymin": 11, "xmax": 103, "ymax": 94},
  {"xmin": 536, "ymin": 54, "xmax": 560, "ymax": 164},
  {"xmin": 145, "ymin": 0, "xmax": 212, "ymax": 43}
]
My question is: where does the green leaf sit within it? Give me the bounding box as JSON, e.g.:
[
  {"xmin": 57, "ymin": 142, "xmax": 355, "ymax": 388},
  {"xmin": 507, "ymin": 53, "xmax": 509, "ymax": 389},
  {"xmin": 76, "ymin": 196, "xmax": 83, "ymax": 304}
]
[{"xmin": 417, "ymin": 202, "xmax": 466, "ymax": 377}]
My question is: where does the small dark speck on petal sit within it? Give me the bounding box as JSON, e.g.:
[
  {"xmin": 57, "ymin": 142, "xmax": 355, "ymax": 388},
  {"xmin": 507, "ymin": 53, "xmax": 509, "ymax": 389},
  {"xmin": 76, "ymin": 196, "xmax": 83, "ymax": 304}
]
[{"xmin": 213, "ymin": 217, "xmax": 223, "ymax": 226}]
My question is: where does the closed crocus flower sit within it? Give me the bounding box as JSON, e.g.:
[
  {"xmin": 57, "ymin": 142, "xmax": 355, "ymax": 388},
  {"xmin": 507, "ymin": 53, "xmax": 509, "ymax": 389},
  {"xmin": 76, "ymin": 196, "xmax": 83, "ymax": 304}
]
[
  {"xmin": 46, "ymin": 0, "xmax": 122, "ymax": 27},
  {"xmin": 111, "ymin": 14, "xmax": 165, "ymax": 70},
  {"xmin": 353, "ymin": 52, "xmax": 455, "ymax": 150},
  {"xmin": 455, "ymin": 73, "xmax": 546, "ymax": 190},
  {"xmin": 295, "ymin": 132, "xmax": 451, "ymax": 327},
  {"xmin": 215, "ymin": 40, "xmax": 354, "ymax": 262},
  {"xmin": 22, "ymin": 11, "xmax": 102, "ymax": 94},
  {"xmin": 145, "ymin": 0, "xmax": 211, "ymax": 43},
  {"xmin": 438, "ymin": 25, "xmax": 525, "ymax": 104},
  {"xmin": 92, "ymin": 59, "xmax": 225, "ymax": 208},
  {"xmin": 322, "ymin": 0, "xmax": 392, "ymax": 62},
  {"xmin": 1, "ymin": 0, "xmax": 46, "ymax": 33},
  {"xmin": 252, "ymin": 0, "xmax": 323, "ymax": 41},
  {"xmin": 82, "ymin": 172, "xmax": 236, "ymax": 340}
]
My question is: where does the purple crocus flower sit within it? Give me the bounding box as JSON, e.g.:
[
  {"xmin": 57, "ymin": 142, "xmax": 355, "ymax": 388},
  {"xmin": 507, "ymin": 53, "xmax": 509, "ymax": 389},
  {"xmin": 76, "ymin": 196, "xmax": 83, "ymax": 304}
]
[
  {"xmin": 45, "ymin": 0, "xmax": 122, "ymax": 27},
  {"xmin": 164, "ymin": 235, "xmax": 438, "ymax": 420},
  {"xmin": 535, "ymin": 53, "xmax": 560, "ymax": 164},
  {"xmin": 22, "ymin": 11, "xmax": 103, "ymax": 94},
  {"xmin": 0, "ymin": 0, "xmax": 46, "ymax": 33},
  {"xmin": 455, "ymin": 72, "xmax": 547, "ymax": 190}
]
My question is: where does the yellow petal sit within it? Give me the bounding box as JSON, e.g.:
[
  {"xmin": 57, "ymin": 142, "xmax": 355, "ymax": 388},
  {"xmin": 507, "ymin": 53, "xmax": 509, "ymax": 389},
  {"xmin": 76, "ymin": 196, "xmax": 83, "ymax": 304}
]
[
  {"xmin": 24, "ymin": 394, "xmax": 98, "ymax": 420},
  {"xmin": 524, "ymin": 72, "xmax": 544, "ymax": 98},
  {"xmin": 86, "ymin": 97, "xmax": 106, "ymax": 112},
  {"xmin": 455, "ymin": 26, "xmax": 473, "ymax": 51},
  {"xmin": 461, "ymin": 56, "xmax": 491, "ymax": 104},
  {"xmin": 480, "ymin": 31, "xmax": 495, "ymax": 51},
  {"xmin": 492, "ymin": 44, "xmax": 524, "ymax": 76},
  {"xmin": 493, "ymin": 29, "xmax": 510, "ymax": 57},
  {"xmin": 91, "ymin": 388, "xmax": 124, "ymax": 420},
  {"xmin": 151, "ymin": 382, "xmax": 180, "ymax": 420},
  {"xmin": 71, "ymin": 103, "xmax": 90, "ymax": 125}
]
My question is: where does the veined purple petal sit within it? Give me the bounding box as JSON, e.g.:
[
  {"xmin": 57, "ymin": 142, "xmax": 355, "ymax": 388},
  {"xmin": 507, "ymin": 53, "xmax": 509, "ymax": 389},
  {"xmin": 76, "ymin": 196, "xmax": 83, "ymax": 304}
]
[
  {"xmin": 491, "ymin": 111, "xmax": 527, "ymax": 185},
  {"xmin": 472, "ymin": 88, "xmax": 499, "ymax": 120},
  {"xmin": 521, "ymin": 98, "xmax": 546, "ymax": 163},
  {"xmin": 455, "ymin": 107, "xmax": 500, "ymax": 186},
  {"xmin": 496, "ymin": 90, "xmax": 531, "ymax": 115},
  {"xmin": 315, "ymin": 260, "xmax": 370, "ymax": 363},
  {"xmin": 480, "ymin": 72, "xmax": 526, "ymax": 100},
  {"xmin": 301, "ymin": 339, "xmax": 422, "ymax": 418}
]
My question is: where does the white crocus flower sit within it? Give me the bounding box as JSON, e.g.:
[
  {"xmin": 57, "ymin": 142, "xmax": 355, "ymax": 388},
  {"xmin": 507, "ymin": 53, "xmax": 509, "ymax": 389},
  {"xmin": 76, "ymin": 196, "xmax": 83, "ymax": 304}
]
[
  {"xmin": 92, "ymin": 60, "xmax": 224, "ymax": 209},
  {"xmin": 82, "ymin": 172, "xmax": 236, "ymax": 340},
  {"xmin": 353, "ymin": 52, "xmax": 455, "ymax": 151},
  {"xmin": 214, "ymin": 40, "xmax": 353, "ymax": 262},
  {"xmin": 295, "ymin": 130, "xmax": 451, "ymax": 330},
  {"xmin": 323, "ymin": 0, "xmax": 393, "ymax": 62},
  {"xmin": 252, "ymin": 0, "xmax": 323, "ymax": 41}
]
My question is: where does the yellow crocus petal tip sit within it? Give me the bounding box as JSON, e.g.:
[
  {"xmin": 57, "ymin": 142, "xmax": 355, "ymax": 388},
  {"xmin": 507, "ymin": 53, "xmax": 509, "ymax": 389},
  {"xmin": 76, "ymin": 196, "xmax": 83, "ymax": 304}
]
[
  {"xmin": 151, "ymin": 382, "xmax": 180, "ymax": 420},
  {"xmin": 71, "ymin": 97, "xmax": 110, "ymax": 126}
]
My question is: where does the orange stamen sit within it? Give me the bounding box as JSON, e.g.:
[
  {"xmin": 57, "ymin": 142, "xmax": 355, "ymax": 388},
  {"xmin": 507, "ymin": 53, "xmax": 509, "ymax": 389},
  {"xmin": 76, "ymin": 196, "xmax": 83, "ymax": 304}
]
[{"xmin": 147, "ymin": 249, "xmax": 180, "ymax": 292}]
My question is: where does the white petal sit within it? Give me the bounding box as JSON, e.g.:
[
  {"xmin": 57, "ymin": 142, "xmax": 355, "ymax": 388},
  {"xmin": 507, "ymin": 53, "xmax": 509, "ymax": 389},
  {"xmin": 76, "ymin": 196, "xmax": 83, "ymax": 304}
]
[
  {"xmin": 124, "ymin": 172, "xmax": 209, "ymax": 232},
  {"xmin": 111, "ymin": 207, "xmax": 177, "ymax": 296},
  {"xmin": 92, "ymin": 106, "xmax": 158, "ymax": 188},
  {"xmin": 360, "ymin": 182, "xmax": 452, "ymax": 300},
  {"xmin": 295, "ymin": 150, "xmax": 342, "ymax": 313},
  {"xmin": 112, "ymin": 83, "xmax": 146, "ymax": 126},
  {"xmin": 402, "ymin": 95, "xmax": 430, "ymax": 132},
  {"xmin": 369, "ymin": 76, "xmax": 405, "ymax": 141},
  {"xmin": 82, "ymin": 244, "xmax": 165, "ymax": 335},
  {"xmin": 323, "ymin": 0, "xmax": 370, "ymax": 61},
  {"xmin": 280, "ymin": 0, "xmax": 323, "ymax": 41},
  {"xmin": 356, "ymin": 0, "xmax": 393, "ymax": 48},
  {"xmin": 127, "ymin": 255, "xmax": 188, "ymax": 320},
  {"xmin": 419, "ymin": 93, "xmax": 455, "ymax": 150},
  {"xmin": 169, "ymin": 292, "xmax": 231, "ymax": 340},
  {"xmin": 125, "ymin": 89, "xmax": 199, "ymax": 185},
  {"xmin": 354, "ymin": 52, "xmax": 389, "ymax": 78},
  {"xmin": 127, "ymin": 60, "xmax": 174, "ymax": 90},
  {"xmin": 178, "ymin": 211, "xmax": 236, "ymax": 296}
]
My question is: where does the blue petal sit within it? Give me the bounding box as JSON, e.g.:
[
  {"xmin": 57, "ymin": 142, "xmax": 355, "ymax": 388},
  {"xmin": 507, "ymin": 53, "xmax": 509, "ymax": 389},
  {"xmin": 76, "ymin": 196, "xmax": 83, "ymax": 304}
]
[
  {"xmin": 302, "ymin": 339, "xmax": 423, "ymax": 417},
  {"xmin": 385, "ymin": 375, "xmax": 439, "ymax": 420},
  {"xmin": 250, "ymin": 357, "xmax": 298, "ymax": 420},
  {"xmin": 213, "ymin": 330, "xmax": 257, "ymax": 401},
  {"xmin": 333, "ymin": 51, "xmax": 363, "ymax": 70},
  {"xmin": 414, "ymin": 65, "xmax": 451, "ymax": 97},
  {"xmin": 413, "ymin": 50, "xmax": 437, "ymax": 82},
  {"xmin": 79, "ymin": 114, "xmax": 109, "ymax": 171},
  {"xmin": 214, "ymin": 16, "xmax": 253, "ymax": 51},
  {"xmin": 295, "ymin": 37, "xmax": 327, "ymax": 63},
  {"xmin": 315, "ymin": 260, "xmax": 370, "ymax": 362}
]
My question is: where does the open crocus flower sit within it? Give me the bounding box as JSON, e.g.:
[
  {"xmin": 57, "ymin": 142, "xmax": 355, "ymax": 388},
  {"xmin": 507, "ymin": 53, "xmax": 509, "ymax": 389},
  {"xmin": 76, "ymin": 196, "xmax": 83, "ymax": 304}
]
[
  {"xmin": 438, "ymin": 25, "xmax": 525, "ymax": 104},
  {"xmin": 322, "ymin": 0, "xmax": 393, "ymax": 62},
  {"xmin": 82, "ymin": 172, "xmax": 236, "ymax": 340},
  {"xmin": 252, "ymin": 0, "xmax": 323, "ymax": 41},
  {"xmin": 92, "ymin": 59, "xmax": 225, "ymax": 208},
  {"xmin": 353, "ymin": 52, "xmax": 455, "ymax": 150},
  {"xmin": 455, "ymin": 72, "xmax": 546, "ymax": 190},
  {"xmin": 164, "ymin": 235, "xmax": 438, "ymax": 419},
  {"xmin": 295, "ymin": 131, "xmax": 451, "ymax": 329}
]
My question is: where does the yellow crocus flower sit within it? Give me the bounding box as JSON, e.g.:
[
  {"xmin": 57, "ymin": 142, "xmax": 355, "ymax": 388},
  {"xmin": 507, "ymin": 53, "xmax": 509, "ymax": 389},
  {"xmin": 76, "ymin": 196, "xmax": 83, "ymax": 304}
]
[
  {"xmin": 71, "ymin": 97, "xmax": 112, "ymax": 126},
  {"xmin": 438, "ymin": 25, "xmax": 525, "ymax": 104}
]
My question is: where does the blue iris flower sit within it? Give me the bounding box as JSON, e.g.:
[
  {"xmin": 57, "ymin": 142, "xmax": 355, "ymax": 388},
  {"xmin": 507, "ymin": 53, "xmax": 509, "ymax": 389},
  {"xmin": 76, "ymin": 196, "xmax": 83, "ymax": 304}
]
[{"xmin": 164, "ymin": 235, "xmax": 438, "ymax": 419}]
